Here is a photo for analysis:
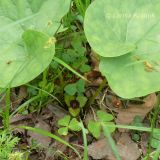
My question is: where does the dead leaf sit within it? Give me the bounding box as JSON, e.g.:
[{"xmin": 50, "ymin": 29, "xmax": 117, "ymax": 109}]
[
  {"xmin": 88, "ymin": 139, "xmax": 113, "ymax": 159},
  {"xmin": 85, "ymin": 71, "xmax": 103, "ymax": 86},
  {"xmin": 116, "ymin": 93, "xmax": 157, "ymax": 130},
  {"xmin": 116, "ymin": 133, "xmax": 141, "ymax": 160},
  {"xmin": 90, "ymin": 51, "xmax": 100, "ymax": 71},
  {"xmin": 10, "ymin": 114, "xmax": 32, "ymax": 124},
  {"xmin": 88, "ymin": 133, "xmax": 141, "ymax": 160},
  {"xmin": 27, "ymin": 119, "xmax": 51, "ymax": 147}
]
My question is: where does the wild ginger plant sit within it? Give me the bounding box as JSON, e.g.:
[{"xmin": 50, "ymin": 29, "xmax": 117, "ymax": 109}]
[{"xmin": 84, "ymin": 0, "xmax": 160, "ymax": 99}]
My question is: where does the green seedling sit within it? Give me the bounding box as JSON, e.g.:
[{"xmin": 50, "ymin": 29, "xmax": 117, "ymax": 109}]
[
  {"xmin": 131, "ymin": 116, "xmax": 143, "ymax": 142},
  {"xmin": 0, "ymin": 131, "xmax": 21, "ymax": 160},
  {"xmin": 53, "ymin": 36, "xmax": 91, "ymax": 74},
  {"xmin": 84, "ymin": 0, "xmax": 160, "ymax": 98},
  {"xmin": 75, "ymin": 0, "xmax": 91, "ymax": 17},
  {"xmin": 65, "ymin": 94, "xmax": 87, "ymax": 116},
  {"xmin": 64, "ymin": 79, "xmax": 85, "ymax": 96},
  {"xmin": 151, "ymin": 131, "xmax": 160, "ymax": 149},
  {"xmin": 88, "ymin": 110, "xmax": 115, "ymax": 139},
  {"xmin": 58, "ymin": 115, "xmax": 81, "ymax": 136},
  {"xmin": 64, "ymin": 79, "xmax": 87, "ymax": 116}
]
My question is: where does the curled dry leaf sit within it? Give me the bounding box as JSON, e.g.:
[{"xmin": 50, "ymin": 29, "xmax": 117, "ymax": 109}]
[
  {"xmin": 116, "ymin": 93, "xmax": 157, "ymax": 129},
  {"xmin": 88, "ymin": 133, "xmax": 141, "ymax": 160}
]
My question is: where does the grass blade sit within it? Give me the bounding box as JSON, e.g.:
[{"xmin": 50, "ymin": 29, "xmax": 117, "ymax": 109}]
[
  {"xmin": 102, "ymin": 125, "xmax": 121, "ymax": 160},
  {"xmin": 53, "ymin": 56, "xmax": 89, "ymax": 82},
  {"xmin": 79, "ymin": 121, "xmax": 88, "ymax": 160},
  {"xmin": 18, "ymin": 126, "xmax": 81, "ymax": 159}
]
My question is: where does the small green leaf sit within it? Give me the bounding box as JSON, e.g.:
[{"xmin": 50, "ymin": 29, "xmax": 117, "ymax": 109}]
[
  {"xmin": 103, "ymin": 122, "xmax": 116, "ymax": 133},
  {"xmin": 69, "ymin": 107, "xmax": 80, "ymax": 117},
  {"xmin": 76, "ymin": 95, "xmax": 87, "ymax": 108},
  {"xmin": 76, "ymin": 79, "xmax": 85, "ymax": 93},
  {"xmin": 132, "ymin": 133, "xmax": 140, "ymax": 142},
  {"xmin": 151, "ymin": 132, "xmax": 160, "ymax": 149},
  {"xmin": 58, "ymin": 115, "xmax": 71, "ymax": 127},
  {"xmin": 151, "ymin": 138, "xmax": 160, "ymax": 149},
  {"xmin": 80, "ymin": 64, "xmax": 91, "ymax": 73},
  {"xmin": 88, "ymin": 121, "xmax": 101, "ymax": 139},
  {"xmin": 64, "ymin": 84, "xmax": 77, "ymax": 95},
  {"xmin": 58, "ymin": 127, "xmax": 68, "ymax": 136},
  {"xmin": 69, "ymin": 118, "xmax": 81, "ymax": 131},
  {"xmin": 97, "ymin": 110, "xmax": 114, "ymax": 122},
  {"xmin": 64, "ymin": 94, "xmax": 75, "ymax": 107}
]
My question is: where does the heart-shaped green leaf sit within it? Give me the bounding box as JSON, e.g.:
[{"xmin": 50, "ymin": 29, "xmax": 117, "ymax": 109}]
[
  {"xmin": 97, "ymin": 110, "xmax": 114, "ymax": 122},
  {"xmin": 69, "ymin": 118, "xmax": 81, "ymax": 131},
  {"xmin": 0, "ymin": 0, "xmax": 70, "ymax": 88},
  {"xmin": 100, "ymin": 53, "xmax": 160, "ymax": 98},
  {"xmin": 58, "ymin": 115, "xmax": 71, "ymax": 127},
  {"xmin": 84, "ymin": 0, "xmax": 160, "ymax": 98},
  {"xmin": 58, "ymin": 127, "xmax": 68, "ymax": 136},
  {"xmin": 76, "ymin": 95, "xmax": 87, "ymax": 108},
  {"xmin": 88, "ymin": 121, "xmax": 101, "ymax": 139},
  {"xmin": 0, "ymin": 30, "xmax": 55, "ymax": 87}
]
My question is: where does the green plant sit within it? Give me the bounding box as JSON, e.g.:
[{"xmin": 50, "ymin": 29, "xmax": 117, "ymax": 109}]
[
  {"xmin": 58, "ymin": 115, "xmax": 81, "ymax": 135},
  {"xmin": 0, "ymin": 0, "xmax": 70, "ymax": 88},
  {"xmin": 74, "ymin": 0, "xmax": 91, "ymax": 17},
  {"xmin": 131, "ymin": 116, "xmax": 143, "ymax": 142},
  {"xmin": 88, "ymin": 110, "xmax": 115, "ymax": 139},
  {"xmin": 84, "ymin": 0, "xmax": 160, "ymax": 98},
  {"xmin": 8, "ymin": 152, "xmax": 24, "ymax": 160},
  {"xmin": 58, "ymin": 116, "xmax": 89, "ymax": 160},
  {"xmin": 0, "ymin": 131, "xmax": 21, "ymax": 160},
  {"xmin": 64, "ymin": 79, "xmax": 87, "ymax": 116},
  {"xmin": 150, "ymin": 132, "xmax": 160, "ymax": 149}
]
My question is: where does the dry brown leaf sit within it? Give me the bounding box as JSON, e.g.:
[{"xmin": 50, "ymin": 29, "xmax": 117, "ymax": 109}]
[
  {"xmin": 88, "ymin": 133, "xmax": 141, "ymax": 160},
  {"xmin": 115, "ymin": 133, "xmax": 141, "ymax": 160},
  {"xmin": 88, "ymin": 138, "xmax": 113, "ymax": 159},
  {"xmin": 116, "ymin": 93, "xmax": 157, "ymax": 129},
  {"xmin": 10, "ymin": 114, "xmax": 32, "ymax": 124},
  {"xmin": 27, "ymin": 119, "xmax": 51, "ymax": 147}
]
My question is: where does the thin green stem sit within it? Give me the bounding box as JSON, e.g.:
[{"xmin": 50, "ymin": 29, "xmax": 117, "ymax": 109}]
[
  {"xmin": 102, "ymin": 125, "xmax": 121, "ymax": 160},
  {"xmin": 11, "ymin": 95, "xmax": 40, "ymax": 117},
  {"xmin": 4, "ymin": 88, "xmax": 11, "ymax": 129},
  {"xmin": 147, "ymin": 94, "xmax": 160, "ymax": 159},
  {"xmin": 53, "ymin": 56, "xmax": 89, "ymax": 82},
  {"xmin": 80, "ymin": 120, "xmax": 88, "ymax": 160},
  {"xmin": 18, "ymin": 126, "xmax": 81, "ymax": 159}
]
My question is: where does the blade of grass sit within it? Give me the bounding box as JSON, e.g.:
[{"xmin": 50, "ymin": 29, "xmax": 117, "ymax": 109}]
[
  {"xmin": 25, "ymin": 84, "xmax": 63, "ymax": 106},
  {"xmin": 102, "ymin": 125, "xmax": 121, "ymax": 160},
  {"xmin": 18, "ymin": 126, "xmax": 81, "ymax": 159},
  {"xmin": 10, "ymin": 95, "xmax": 40, "ymax": 117},
  {"xmin": 147, "ymin": 94, "xmax": 160, "ymax": 159},
  {"xmin": 103, "ymin": 123, "xmax": 160, "ymax": 133},
  {"xmin": 75, "ymin": 0, "xmax": 85, "ymax": 17},
  {"xmin": 53, "ymin": 56, "xmax": 89, "ymax": 82},
  {"xmin": 153, "ymin": 144, "xmax": 160, "ymax": 160},
  {"xmin": 4, "ymin": 87, "xmax": 11, "ymax": 129},
  {"xmin": 79, "ymin": 120, "xmax": 88, "ymax": 160}
]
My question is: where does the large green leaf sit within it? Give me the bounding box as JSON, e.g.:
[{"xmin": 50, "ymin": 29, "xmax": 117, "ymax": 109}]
[
  {"xmin": 84, "ymin": 0, "xmax": 160, "ymax": 98},
  {"xmin": 100, "ymin": 53, "xmax": 160, "ymax": 98},
  {"xmin": 0, "ymin": 0, "xmax": 70, "ymax": 88},
  {"xmin": 84, "ymin": 0, "xmax": 160, "ymax": 57}
]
